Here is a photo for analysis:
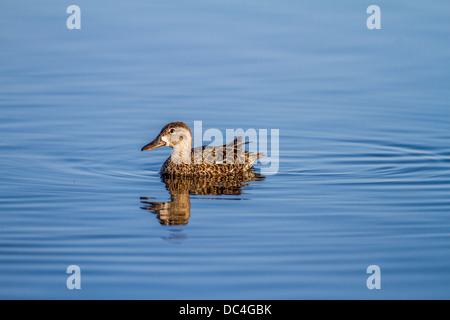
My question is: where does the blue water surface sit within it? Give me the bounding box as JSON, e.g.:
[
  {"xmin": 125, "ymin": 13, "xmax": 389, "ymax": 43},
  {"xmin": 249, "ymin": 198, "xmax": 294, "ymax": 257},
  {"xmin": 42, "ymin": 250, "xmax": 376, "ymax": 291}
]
[{"xmin": 0, "ymin": 0, "xmax": 449, "ymax": 299}]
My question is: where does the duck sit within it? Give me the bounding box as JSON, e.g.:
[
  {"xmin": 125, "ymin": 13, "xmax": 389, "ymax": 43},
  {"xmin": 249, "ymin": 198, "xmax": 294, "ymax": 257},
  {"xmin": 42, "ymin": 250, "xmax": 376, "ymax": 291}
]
[{"xmin": 141, "ymin": 122, "xmax": 265, "ymax": 176}]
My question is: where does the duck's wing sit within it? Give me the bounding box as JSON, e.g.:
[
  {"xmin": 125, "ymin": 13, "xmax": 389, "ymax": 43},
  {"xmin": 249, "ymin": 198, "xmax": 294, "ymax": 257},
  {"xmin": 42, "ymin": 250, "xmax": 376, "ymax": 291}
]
[{"xmin": 191, "ymin": 137, "xmax": 265, "ymax": 165}]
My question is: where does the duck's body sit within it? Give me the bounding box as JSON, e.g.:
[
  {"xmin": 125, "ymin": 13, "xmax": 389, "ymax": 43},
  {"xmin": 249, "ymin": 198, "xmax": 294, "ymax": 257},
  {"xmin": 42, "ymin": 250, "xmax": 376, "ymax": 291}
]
[
  {"xmin": 160, "ymin": 137, "xmax": 261, "ymax": 176},
  {"xmin": 141, "ymin": 122, "xmax": 264, "ymax": 176}
]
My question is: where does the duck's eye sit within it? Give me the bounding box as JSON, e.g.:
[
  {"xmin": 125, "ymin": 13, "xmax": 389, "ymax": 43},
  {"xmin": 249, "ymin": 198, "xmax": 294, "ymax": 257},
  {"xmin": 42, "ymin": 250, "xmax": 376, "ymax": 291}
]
[{"xmin": 169, "ymin": 129, "xmax": 175, "ymax": 134}]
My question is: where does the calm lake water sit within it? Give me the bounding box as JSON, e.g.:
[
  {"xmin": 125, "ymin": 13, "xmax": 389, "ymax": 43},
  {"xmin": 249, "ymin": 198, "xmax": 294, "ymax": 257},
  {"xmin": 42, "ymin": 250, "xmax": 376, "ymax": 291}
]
[{"xmin": 1, "ymin": 0, "xmax": 449, "ymax": 299}]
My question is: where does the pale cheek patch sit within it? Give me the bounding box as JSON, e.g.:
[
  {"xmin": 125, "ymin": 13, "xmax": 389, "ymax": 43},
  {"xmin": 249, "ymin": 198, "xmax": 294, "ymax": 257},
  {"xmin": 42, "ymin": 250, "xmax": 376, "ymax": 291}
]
[{"xmin": 161, "ymin": 136, "xmax": 170, "ymax": 146}]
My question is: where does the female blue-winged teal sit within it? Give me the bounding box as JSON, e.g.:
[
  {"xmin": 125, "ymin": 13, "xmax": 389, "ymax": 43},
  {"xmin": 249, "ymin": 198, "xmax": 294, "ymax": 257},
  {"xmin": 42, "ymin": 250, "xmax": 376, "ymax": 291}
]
[{"xmin": 141, "ymin": 122, "xmax": 265, "ymax": 176}]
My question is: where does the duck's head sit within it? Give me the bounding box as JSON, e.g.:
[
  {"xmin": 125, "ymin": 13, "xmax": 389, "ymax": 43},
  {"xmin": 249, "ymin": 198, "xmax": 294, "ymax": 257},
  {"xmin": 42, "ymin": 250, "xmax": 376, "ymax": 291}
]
[{"xmin": 141, "ymin": 122, "xmax": 192, "ymax": 152}]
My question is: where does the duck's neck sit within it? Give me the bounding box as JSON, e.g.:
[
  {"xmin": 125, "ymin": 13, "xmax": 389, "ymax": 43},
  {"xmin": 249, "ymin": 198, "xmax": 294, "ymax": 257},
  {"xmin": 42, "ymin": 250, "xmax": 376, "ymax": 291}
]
[{"xmin": 170, "ymin": 136, "xmax": 192, "ymax": 164}]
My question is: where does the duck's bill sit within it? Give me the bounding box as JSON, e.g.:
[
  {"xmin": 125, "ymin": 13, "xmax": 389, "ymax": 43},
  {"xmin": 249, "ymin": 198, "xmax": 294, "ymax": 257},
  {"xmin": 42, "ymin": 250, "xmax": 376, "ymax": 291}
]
[{"xmin": 141, "ymin": 137, "xmax": 166, "ymax": 151}]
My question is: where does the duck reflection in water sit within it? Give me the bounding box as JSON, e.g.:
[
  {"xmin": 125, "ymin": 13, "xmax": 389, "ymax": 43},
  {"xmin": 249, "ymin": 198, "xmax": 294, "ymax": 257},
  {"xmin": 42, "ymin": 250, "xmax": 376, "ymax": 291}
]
[{"xmin": 140, "ymin": 171, "xmax": 265, "ymax": 226}]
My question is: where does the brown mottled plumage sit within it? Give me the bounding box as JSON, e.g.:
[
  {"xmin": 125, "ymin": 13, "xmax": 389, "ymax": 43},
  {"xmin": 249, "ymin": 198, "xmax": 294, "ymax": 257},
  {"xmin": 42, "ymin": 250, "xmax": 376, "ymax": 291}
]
[{"xmin": 141, "ymin": 122, "xmax": 265, "ymax": 176}]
